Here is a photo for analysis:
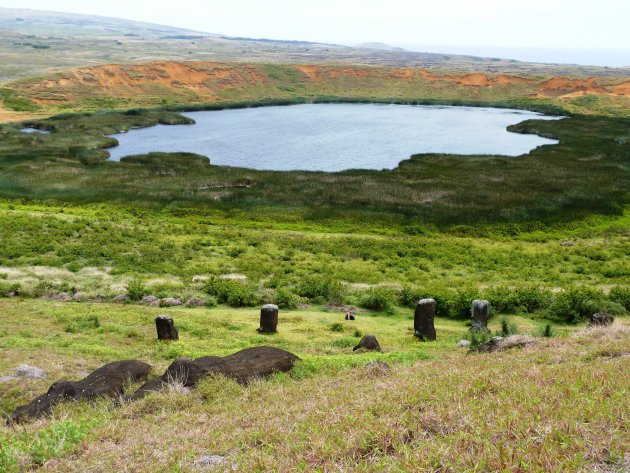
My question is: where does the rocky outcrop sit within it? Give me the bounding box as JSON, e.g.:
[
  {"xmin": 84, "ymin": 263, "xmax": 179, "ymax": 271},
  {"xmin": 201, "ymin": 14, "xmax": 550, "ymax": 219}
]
[
  {"xmin": 474, "ymin": 335, "xmax": 537, "ymax": 353},
  {"xmin": 588, "ymin": 312, "xmax": 615, "ymax": 327},
  {"xmin": 140, "ymin": 295, "xmax": 160, "ymax": 306}
]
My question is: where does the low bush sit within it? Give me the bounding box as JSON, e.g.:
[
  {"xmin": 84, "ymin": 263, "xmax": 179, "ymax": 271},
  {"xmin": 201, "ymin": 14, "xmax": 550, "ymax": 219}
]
[
  {"xmin": 329, "ymin": 322, "xmax": 344, "ymax": 332},
  {"xmin": 204, "ymin": 277, "xmax": 259, "ymax": 307},
  {"xmin": 536, "ymin": 323, "xmax": 556, "ymax": 338},
  {"xmin": 546, "ymin": 287, "xmax": 625, "ymax": 324},
  {"xmin": 499, "ymin": 316, "xmax": 519, "ymax": 337},
  {"xmin": 126, "ymin": 278, "xmax": 148, "ymax": 301},
  {"xmin": 275, "ymin": 287, "xmax": 300, "ymax": 309},
  {"xmin": 483, "ymin": 285, "xmax": 552, "ymax": 314},
  {"xmin": 609, "ymin": 286, "xmax": 630, "ymax": 311},
  {"xmin": 296, "ymin": 275, "xmax": 345, "ymax": 304},
  {"xmin": 358, "ymin": 286, "xmax": 397, "ymax": 312},
  {"xmin": 0, "ymin": 281, "xmax": 20, "ymax": 297},
  {"xmin": 463, "ymin": 330, "xmax": 492, "ymax": 349}
]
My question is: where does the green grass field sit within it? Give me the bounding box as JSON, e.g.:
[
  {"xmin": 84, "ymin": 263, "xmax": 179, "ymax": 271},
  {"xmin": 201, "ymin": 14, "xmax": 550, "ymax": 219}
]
[
  {"xmin": 0, "ymin": 300, "xmax": 628, "ymax": 471},
  {"xmin": 0, "ymin": 84, "xmax": 628, "ymax": 470}
]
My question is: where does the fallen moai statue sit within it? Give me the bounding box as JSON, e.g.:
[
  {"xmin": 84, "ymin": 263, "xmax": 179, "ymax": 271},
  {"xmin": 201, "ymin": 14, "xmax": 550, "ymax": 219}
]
[
  {"xmin": 10, "ymin": 347, "xmax": 300, "ymax": 423},
  {"xmin": 473, "ymin": 335, "xmax": 537, "ymax": 353},
  {"xmin": 10, "ymin": 360, "xmax": 151, "ymax": 423},
  {"xmin": 127, "ymin": 346, "xmax": 300, "ymax": 400}
]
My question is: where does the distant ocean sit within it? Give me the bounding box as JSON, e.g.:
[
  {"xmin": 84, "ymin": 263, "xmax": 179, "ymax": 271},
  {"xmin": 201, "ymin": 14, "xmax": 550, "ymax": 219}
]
[{"xmin": 393, "ymin": 44, "xmax": 630, "ymax": 68}]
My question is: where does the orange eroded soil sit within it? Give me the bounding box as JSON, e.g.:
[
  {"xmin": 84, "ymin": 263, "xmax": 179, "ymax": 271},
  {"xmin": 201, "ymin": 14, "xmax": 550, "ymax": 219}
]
[{"xmin": 6, "ymin": 61, "xmax": 630, "ymax": 109}]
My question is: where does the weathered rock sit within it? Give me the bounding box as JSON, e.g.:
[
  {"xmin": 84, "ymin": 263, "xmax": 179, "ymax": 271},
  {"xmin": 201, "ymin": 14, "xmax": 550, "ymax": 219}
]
[
  {"xmin": 113, "ymin": 294, "xmax": 127, "ymax": 302},
  {"xmin": 72, "ymin": 292, "xmax": 87, "ymax": 301},
  {"xmin": 128, "ymin": 346, "xmax": 299, "ymax": 399},
  {"xmin": 257, "ymin": 304, "xmax": 279, "ymax": 333},
  {"xmin": 474, "ymin": 335, "xmax": 537, "ymax": 353},
  {"xmin": 185, "ymin": 297, "xmax": 206, "ymax": 307},
  {"xmin": 475, "ymin": 336, "xmax": 503, "ymax": 352},
  {"xmin": 589, "ymin": 312, "xmax": 615, "ymax": 327},
  {"xmin": 194, "ymin": 454, "xmax": 227, "ymax": 469},
  {"xmin": 41, "ymin": 292, "xmax": 73, "ymax": 302},
  {"xmin": 363, "ymin": 361, "xmax": 390, "ymax": 375},
  {"xmin": 457, "ymin": 339, "xmax": 471, "ymax": 348},
  {"xmin": 156, "ymin": 315, "xmax": 179, "ymax": 340},
  {"xmin": 414, "ymin": 298, "xmax": 437, "ymax": 341},
  {"xmin": 10, "ymin": 360, "xmax": 151, "ymax": 423},
  {"xmin": 353, "ymin": 335, "xmax": 382, "ymax": 352},
  {"xmin": 141, "ymin": 295, "xmax": 160, "ymax": 306},
  {"xmin": 470, "ymin": 300, "xmax": 490, "ymax": 331},
  {"xmin": 161, "ymin": 297, "xmax": 183, "ymax": 307},
  {"xmin": 15, "ymin": 364, "xmax": 47, "ymax": 380}
]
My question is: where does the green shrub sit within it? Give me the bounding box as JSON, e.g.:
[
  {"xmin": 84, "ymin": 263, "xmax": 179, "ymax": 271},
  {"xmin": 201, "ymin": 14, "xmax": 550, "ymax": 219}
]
[
  {"xmin": 126, "ymin": 278, "xmax": 148, "ymax": 301},
  {"xmin": 204, "ymin": 277, "xmax": 259, "ymax": 307},
  {"xmin": 276, "ymin": 287, "xmax": 299, "ymax": 309},
  {"xmin": 536, "ymin": 323, "xmax": 556, "ymax": 338},
  {"xmin": 32, "ymin": 280, "xmax": 75, "ymax": 297},
  {"xmin": 446, "ymin": 288, "xmax": 480, "ymax": 319},
  {"xmin": 66, "ymin": 314, "xmax": 100, "ymax": 333},
  {"xmin": 609, "ymin": 286, "xmax": 630, "ymax": 311},
  {"xmin": 296, "ymin": 275, "xmax": 345, "ymax": 303},
  {"xmin": 329, "ymin": 322, "xmax": 344, "ymax": 332},
  {"xmin": 483, "ymin": 285, "xmax": 551, "ymax": 314},
  {"xmin": 0, "ymin": 281, "xmax": 20, "ymax": 297},
  {"xmin": 358, "ymin": 286, "xmax": 396, "ymax": 312},
  {"xmin": 204, "ymin": 296, "xmax": 218, "ymax": 307},
  {"xmin": 499, "ymin": 316, "xmax": 518, "ymax": 337},
  {"xmin": 546, "ymin": 287, "xmax": 625, "ymax": 324},
  {"xmin": 464, "ymin": 330, "xmax": 492, "ymax": 349}
]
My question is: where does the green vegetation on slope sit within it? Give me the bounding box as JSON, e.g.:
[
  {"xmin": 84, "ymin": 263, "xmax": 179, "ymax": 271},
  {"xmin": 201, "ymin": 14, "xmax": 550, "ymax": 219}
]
[{"xmin": 0, "ymin": 300, "xmax": 628, "ymax": 471}]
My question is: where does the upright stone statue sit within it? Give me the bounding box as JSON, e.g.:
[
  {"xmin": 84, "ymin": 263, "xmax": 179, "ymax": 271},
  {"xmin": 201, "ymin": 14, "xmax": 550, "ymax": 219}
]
[
  {"xmin": 155, "ymin": 314, "xmax": 179, "ymax": 340},
  {"xmin": 471, "ymin": 300, "xmax": 490, "ymax": 331},
  {"xmin": 258, "ymin": 304, "xmax": 279, "ymax": 333},
  {"xmin": 414, "ymin": 298, "xmax": 437, "ymax": 341}
]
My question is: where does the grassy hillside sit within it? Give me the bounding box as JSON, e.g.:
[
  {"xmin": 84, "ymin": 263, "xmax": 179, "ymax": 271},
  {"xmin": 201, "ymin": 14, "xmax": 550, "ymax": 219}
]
[
  {"xmin": 0, "ymin": 300, "xmax": 628, "ymax": 471},
  {"xmin": 0, "ymin": 12, "xmax": 628, "ymax": 468}
]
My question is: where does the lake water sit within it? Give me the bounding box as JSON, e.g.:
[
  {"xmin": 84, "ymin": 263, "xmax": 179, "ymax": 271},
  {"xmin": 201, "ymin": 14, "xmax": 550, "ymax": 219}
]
[
  {"xmin": 107, "ymin": 104, "xmax": 561, "ymax": 171},
  {"xmin": 20, "ymin": 128, "xmax": 49, "ymax": 134}
]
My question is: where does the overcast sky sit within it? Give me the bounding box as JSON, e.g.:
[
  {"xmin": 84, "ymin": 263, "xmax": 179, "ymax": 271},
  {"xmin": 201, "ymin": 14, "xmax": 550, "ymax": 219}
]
[{"xmin": 2, "ymin": 0, "xmax": 629, "ymax": 65}]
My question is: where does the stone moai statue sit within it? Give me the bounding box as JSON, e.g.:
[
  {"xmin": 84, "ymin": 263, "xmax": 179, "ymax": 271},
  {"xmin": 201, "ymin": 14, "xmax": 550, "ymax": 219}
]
[
  {"xmin": 155, "ymin": 314, "xmax": 179, "ymax": 340},
  {"xmin": 414, "ymin": 298, "xmax": 437, "ymax": 341},
  {"xmin": 470, "ymin": 300, "xmax": 490, "ymax": 331},
  {"xmin": 257, "ymin": 304, "xmax": 279, "ymax": 333}
]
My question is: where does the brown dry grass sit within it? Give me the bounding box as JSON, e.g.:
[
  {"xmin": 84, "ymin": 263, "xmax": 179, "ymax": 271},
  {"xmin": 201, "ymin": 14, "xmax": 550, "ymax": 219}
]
[{"xmin": 2, "ymin": 316, "xmax": 627, "ymax": 472}]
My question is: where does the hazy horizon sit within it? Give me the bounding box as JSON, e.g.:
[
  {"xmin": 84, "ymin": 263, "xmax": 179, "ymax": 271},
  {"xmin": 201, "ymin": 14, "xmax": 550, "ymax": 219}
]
[{"xmin": 1, "ymin": 0, "xmax": 629, "ymax": 67}]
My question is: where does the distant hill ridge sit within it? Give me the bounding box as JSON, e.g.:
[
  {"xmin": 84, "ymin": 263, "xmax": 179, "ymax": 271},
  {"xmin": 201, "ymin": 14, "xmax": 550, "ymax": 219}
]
[{"xmin": 1, "ymin": 6, "xmax": 630, "ymax": 84}]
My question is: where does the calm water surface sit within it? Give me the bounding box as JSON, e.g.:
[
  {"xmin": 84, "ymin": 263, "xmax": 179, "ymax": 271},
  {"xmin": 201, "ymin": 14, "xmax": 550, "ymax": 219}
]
[{"xmin": 108, "ymin": 104, "xmax": 561, "ymax": 171}]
